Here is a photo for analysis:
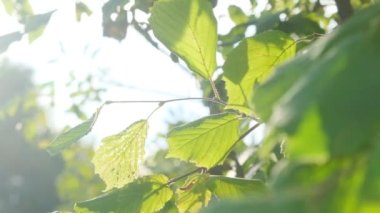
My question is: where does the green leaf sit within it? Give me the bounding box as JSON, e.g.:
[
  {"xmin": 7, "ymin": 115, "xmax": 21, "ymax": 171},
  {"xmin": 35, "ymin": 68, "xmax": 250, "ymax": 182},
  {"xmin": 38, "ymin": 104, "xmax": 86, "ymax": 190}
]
[
  {"xmin": 228, "ymin": 5, "xmax": 248, "ymax": 25},
  {"xmin": 47, "ymin": 115, "xmax": 95, "ymax": 155},
  {"xmin": 254, "ymin": 5, "xmax": 380, "ymax": 158},
  {"xmin": 76, "ymin": 2, "xmax": 92, "ymax": 21},
  {"xmin": 75, "ymin": 175, "xmax": 173, "ymax": 213},
  {"xmin": 93, "ymin": 120, "xmax": 148, "ymax": 191},
  {"xmin": 223, "ymin": 30, "xmax": 295, "ymax": 115},
  {"xmin": 150, "ymin": 0, "xmax": 217, "ymax": 79},
  {"xmin": 24, "ymin": 10, "xmax": 56, "ymax": 42},
  {"xmin": 1, "ymin": 0, "xmax": 15, "ymax": 15},
  {"xmin": 206, "ymin": 175, "xmax": 265, "ymax": 199},
  {"xmin": 0, "ymin": 32, "xmax": 23, "ymax": 54},
  {"xmin": 176, "ymin": 174, "xmax": 211, "ymax": 213},
  {"xmin": 167, "ymin": 113, "xmax": 241, "ymax": 168}
]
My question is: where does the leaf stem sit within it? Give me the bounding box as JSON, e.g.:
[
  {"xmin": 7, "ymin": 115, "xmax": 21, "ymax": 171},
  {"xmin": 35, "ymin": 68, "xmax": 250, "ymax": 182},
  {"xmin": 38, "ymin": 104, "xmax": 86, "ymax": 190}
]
[
  {"xmin": 217, "ymin": 122, "xmax": 262, "ymax": 165},
  {"xmin": 167, "ymin": 167, "xmax": 204, "ymax": 185},
  {"xmin": 209, "ymin": 79, "xmax": 221, "ymax": 101}
]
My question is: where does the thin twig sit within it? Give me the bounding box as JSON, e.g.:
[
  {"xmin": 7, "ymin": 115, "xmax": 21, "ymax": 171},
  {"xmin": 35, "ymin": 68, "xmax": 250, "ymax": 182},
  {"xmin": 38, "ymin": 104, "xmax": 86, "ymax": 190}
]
[
  {"xmin": 217, "ymin": 122, "xmax": 262, "ymax": 165},
  {"xmin": 104, "ymin": 97, "xmax": 227, "ymax": 106},
  {"xmin": 167, "ymin": 167, "xmax": 204, "ymax": 185}
]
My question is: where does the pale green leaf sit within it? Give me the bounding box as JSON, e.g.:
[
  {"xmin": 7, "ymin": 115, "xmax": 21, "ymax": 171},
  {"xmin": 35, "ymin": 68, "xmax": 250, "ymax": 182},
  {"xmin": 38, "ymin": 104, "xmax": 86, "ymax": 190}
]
[
  {"xmin": 47, "ymin": 115, "xmax": 95, "ymax": 155},
  {"xmin": 1, "ymin": 0, "xmax": 14, "ymax": 15},
  {"xmin": 176, "ymin": 174, "xmax": 211, "ymax": 213},
  {"xmin": 93, "ymin": 120, "xmax": 148, "ymax": 191},
  {"xmin": 223, "ymin": 30, "xmax": 295, "ymax": 115},
  {"xmin": 24, "ymin": 10, "xmax": 56, "ymax": 42},
  {"xmin": 76, "ymin": 2, "xmax": 92, "ymax": 21},
  {"xmin": 167, "ymin": 113, "xmax": 241, "ymax": 168},
  {"xmin": 0, "ymin": 32, "xmax": 23, "ymax": 54},
  {"xmin": 206, "ymin": 175, "xmax": 265, "ymax": 199},
  {"xmin": 75, "ymin": 175, "xmax": 173, "ymax": 213},
  {"xmin": 150, "ymin": 0, "xmax": 217, "ymax": 79}
]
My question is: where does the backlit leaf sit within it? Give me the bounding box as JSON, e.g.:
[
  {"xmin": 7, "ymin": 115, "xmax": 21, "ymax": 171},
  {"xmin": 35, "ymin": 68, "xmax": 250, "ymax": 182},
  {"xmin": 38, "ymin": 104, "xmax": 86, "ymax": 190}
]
[
  {"xmin": 167, "ymin": 113, "xmax": 241, "ymax": 168},
  {"xmin": 93, "ymin": 120, "xmax": 148, "ymax": 191},
  {"xmin": 223, "ymin": 30, "xmax": 295, "ymax": 115},
  {"xmin": 206, "ymin": 175, "xmax": 265, "ymax": 199},
  {"xmin": 176, "ymin": 174, "xmax": 211, "ymax": 213},
  {"xmin": 75, "ymin": 175, "xmax": 173, "ymax": 213},
  {"xmin": 47, "ymin": 115, "xmax": 95, "ymax": 155},
  {"xmin": 150, "ymin": 0, "xmax": 217, "ymax": 79}
]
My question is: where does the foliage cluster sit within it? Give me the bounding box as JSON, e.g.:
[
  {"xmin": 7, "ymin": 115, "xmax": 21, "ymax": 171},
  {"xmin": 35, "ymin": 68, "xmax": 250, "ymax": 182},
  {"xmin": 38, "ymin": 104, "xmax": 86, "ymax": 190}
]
[{"xmin": 2, "ymin": 0, "xmax": 380, "ymax": 212}]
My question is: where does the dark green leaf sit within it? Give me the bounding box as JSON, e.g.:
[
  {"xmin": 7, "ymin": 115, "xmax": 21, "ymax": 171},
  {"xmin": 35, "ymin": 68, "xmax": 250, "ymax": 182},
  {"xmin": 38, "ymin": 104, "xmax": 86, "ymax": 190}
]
[{"xmin": 254, "ymin": 5, "xmax": 380, "ymax": 159}]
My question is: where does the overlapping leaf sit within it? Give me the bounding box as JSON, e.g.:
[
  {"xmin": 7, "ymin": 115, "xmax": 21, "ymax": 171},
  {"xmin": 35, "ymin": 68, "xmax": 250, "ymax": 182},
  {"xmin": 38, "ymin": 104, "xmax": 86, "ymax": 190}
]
[
  {"xmin": 150, "ymin": 0, "xmax": 217, "ymax": 79},
  {"xmin": 75, "ymin": 175, "xmax": 173, "ymax": 213},
  {"xmin": 206, "ymin": 175, "xmax": 265, "ymax": 199},
  {"xmin": 47, "ymin": 115, "xmax": 95, "ymax": 155},
  {"xmin": 93, "ymin": 120, "xmax": 148, "ymax": 191},
  {"xmin": 167, "ymin": 113, "xmax": 241, "ymax": 168},
  {"xmin": 254, "ymin": 5, "xmax": 380, "ymax": 160},
  {"xmin": 176, "ymin": 174, "xmax": 211, "ymax": 213},
  {"xmin": 223, "ymin": 30, "xmax": 295, "ymax": 115}
]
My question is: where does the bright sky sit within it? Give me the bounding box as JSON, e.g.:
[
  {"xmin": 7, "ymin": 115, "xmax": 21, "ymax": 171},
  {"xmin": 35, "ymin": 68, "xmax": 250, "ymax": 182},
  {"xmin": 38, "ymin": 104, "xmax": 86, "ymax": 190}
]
[{"xmin": 0, "ymin": 0, "xmax": 255, "ymax": 154}]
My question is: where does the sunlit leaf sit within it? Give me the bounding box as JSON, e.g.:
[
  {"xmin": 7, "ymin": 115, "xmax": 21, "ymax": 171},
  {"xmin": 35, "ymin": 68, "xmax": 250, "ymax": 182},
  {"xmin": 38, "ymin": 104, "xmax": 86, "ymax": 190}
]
[
  {"xmin": 0, "ymin": 32, "xmax": 23, "ymax": 54},
  {"xmin": 150, "ymin": 0, "xmax": 217, "ymax": 79},
  {"xmin": 206, "ymin": 175, "xmax": 265, "ymax": 199},
  {"xmin": 47, "ymin": 115, "xmax": 95, "ymax": 155},
  {"xmin": 93, "ymin": 120, "xmax": 148, "ymax": 191},
  {"xmin": 167, "ymin": 113, "xmax": 241, "ymax": 168},
  {"xmin": 254, "ymin": 5, "xmax": 380, "ymax": 158},
  {"xmin": 176, "ymin": 174, "xmax": 211, "ymax": 213},
  {"xmin": 223, "ymin": 30, "xmax": 295, "ymax": 115},
  {"xmin": 228, "ymin": 5, "xmax": 248, "ymax": 25},
  {"xmin": 75, "ymin": 175, "xmax": 173, "ymax": 213}
]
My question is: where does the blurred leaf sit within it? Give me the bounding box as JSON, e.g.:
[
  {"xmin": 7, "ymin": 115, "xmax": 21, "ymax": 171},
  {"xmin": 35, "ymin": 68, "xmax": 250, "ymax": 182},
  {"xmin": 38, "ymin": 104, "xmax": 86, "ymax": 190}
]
[
  {"xmin": 176, "ymin": 174, "xmax": 211, "ymax": 213},
  {"xmin": 135, "ymin": 0, "xmax": 154, "ymax": 13},
  {"xmin": 47, "ymin": 115, "xmax": 95, "ymax": 155},
  {"xmin": 228, "ymin": 5, "xmax": 248, "ymax": 25},
  {"xmin": 24, "ymin": 10, "xmax": 56, "ymax": 42},
  {"xmin": 167, "ymin": 113, "xmax": 241, "ymax": 168},
  {"xmin": 1, "ymin": 0, "xmax": 14, "ymax": 15},
  {"xmin": 223, "ymin": 30, "xmax": 295, "ymax": 115},
  {"xmin": 0, "ymin": 31, "xmax": 23, "ymax": 54},
  {"xmin": 254, "ymin": 12, "xmax": 281, "ymax": 34},
  {"xmin": 102, "ymin": 0, "xmax": 128, "ymax": 40},
  {"xmin": 76, "ymin": 2, "xmax": 92, "ymax": 21},
  {"xmin": 254, "ymin": 5, "xmax": 380, "ymax": 158},
  {"xmin": 278, "ymin": 13, "xmax": 325, "ymax": 36},
  {"xmin": 93, "ymin": 120, "xmax": 148, "ymax": 191},
  {"xmin": 219, "ymin": 24, "xmax": 246, "ymax": 46},
  {"xmin": 206, "ymin": 175, "xmax": 265, "ymax": 199},
  {"xmin": 75, "ymin": 175, "xmax": 173, "ymax": 213},
  {"xmin": 150, "ymin": 0, "xmax": 217, "ymax": 79}
]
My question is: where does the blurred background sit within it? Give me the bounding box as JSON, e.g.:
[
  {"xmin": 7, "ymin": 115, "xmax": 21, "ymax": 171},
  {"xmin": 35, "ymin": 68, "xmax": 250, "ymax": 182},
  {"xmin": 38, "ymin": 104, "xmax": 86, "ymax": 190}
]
[{"xmin": 0, "ymin": 0, "xmax": 345, "ymax": 212}]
